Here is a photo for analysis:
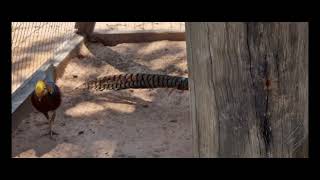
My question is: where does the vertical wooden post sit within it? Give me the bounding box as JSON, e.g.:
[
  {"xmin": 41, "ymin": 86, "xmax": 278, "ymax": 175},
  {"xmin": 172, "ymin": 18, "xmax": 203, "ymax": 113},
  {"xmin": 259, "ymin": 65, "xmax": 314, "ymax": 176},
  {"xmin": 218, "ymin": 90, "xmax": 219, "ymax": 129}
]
[
  {"xmin": 75, "ymin": 22, "xmax": 96, "ymax": 37},
  {"xmin": 186, "ymin": 22, "xmax": 308, "ymax": 158}
]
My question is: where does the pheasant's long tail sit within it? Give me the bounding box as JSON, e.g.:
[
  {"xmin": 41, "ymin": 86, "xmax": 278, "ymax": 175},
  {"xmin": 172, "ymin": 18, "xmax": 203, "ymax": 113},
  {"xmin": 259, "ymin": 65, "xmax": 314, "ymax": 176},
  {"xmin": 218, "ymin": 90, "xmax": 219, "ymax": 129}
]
[{"xmin": 80, "ymin": 73, "xmax": 189, "ymax": 91}]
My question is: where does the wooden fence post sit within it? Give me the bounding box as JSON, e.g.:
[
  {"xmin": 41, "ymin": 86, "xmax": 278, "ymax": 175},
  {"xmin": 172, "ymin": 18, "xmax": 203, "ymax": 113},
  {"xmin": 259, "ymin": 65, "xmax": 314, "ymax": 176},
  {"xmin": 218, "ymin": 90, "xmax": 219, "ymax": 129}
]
[
  {"xmin": 185, "ymin": 22, "xmax": 308, "ymax": 158},
  {"xmin": 75, "ymin": 22, "xmax": 96, "ymax": 37}
]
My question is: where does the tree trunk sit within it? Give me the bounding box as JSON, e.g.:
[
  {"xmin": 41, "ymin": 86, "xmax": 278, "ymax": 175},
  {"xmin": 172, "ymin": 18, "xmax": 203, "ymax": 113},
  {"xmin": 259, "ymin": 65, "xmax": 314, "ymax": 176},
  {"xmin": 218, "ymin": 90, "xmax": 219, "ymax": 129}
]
[{"xmin": 186, "ymin": 22, "xmax": 308, "ymax": 158}]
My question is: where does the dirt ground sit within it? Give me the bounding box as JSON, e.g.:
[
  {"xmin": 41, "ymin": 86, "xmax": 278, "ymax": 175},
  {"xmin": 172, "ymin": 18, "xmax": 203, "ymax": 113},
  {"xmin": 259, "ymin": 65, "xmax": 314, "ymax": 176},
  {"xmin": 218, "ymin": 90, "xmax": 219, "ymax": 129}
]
[{"xmin": 12, "ymin": 40, "xmax": 192, "ymax": 158}]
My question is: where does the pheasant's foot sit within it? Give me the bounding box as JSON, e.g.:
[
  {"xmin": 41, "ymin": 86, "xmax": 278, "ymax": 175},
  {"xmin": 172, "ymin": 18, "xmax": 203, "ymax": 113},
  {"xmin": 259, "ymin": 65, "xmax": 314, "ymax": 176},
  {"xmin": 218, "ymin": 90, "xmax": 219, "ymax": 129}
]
[{"xmin": 41, "ymin": 130, "xmax": 59, "ymax": 138}]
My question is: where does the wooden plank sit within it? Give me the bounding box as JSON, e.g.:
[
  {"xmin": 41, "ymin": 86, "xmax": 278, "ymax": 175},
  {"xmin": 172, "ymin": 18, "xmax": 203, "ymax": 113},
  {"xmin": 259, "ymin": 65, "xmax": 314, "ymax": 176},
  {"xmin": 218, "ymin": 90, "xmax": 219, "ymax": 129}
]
[
  {"xmin": 186, "ymin": 22, "xmax": 308, "ymax": 158},
  {"xmin": 89, "ymin": 30, "xmax": 185, "ymax": 46}
]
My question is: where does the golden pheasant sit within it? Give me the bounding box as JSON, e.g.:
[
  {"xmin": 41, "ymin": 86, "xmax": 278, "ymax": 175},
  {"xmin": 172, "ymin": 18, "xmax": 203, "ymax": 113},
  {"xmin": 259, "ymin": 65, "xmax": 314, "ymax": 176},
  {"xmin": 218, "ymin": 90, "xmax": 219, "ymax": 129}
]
[{"xmin": 31, "ymin": 79, "xmax": 61, "ymax": 139}]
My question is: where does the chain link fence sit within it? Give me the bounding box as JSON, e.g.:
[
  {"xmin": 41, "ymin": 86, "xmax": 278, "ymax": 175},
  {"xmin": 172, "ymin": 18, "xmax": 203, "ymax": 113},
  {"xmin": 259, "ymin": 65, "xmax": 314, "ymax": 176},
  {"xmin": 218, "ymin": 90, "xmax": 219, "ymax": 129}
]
[{"xmin": 11, "ymin": 22, "xmax": 76, "ymax": 93}]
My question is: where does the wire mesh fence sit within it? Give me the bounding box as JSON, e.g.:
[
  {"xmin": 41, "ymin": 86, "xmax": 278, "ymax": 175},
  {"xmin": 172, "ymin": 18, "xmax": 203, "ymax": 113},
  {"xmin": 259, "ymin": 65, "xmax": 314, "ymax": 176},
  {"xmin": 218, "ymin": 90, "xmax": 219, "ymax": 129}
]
[
  {"xmin": 11, "ymin": 22, "xmax": 76, "ymax": 93},
  {"xmin": 94, "ymin": 22, "xmax": 185, "ymax": 32}
]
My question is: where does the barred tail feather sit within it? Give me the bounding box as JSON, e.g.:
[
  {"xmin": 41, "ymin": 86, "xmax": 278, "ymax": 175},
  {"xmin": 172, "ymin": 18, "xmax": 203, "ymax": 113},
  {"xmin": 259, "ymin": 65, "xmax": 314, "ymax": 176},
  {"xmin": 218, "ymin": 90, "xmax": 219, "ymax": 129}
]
[{"xmin": 84, "ymin": 73, "xmax": 189, "ymax": 91}]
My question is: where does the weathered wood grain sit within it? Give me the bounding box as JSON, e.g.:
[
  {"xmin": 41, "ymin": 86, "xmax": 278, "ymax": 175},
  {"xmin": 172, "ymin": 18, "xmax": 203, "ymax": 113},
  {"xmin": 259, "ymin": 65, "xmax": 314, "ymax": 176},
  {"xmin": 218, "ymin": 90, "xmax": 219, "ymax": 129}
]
[{"xmin": 186, "ymin": 22, "xmax": 308, "ymax": 158}]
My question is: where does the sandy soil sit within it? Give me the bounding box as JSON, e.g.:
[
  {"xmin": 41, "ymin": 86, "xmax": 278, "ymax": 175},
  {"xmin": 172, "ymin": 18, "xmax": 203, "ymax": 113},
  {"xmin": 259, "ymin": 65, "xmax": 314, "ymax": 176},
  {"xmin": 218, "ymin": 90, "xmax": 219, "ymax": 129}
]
[{"xmin": 12, "ymin": 40, "xmax": 192, "ymax": 158}]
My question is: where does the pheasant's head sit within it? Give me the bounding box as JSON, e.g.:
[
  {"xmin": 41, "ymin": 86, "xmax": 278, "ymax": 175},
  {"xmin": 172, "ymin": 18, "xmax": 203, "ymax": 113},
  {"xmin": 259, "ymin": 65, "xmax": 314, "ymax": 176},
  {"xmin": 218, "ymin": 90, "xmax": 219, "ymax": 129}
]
[{"xmin": 35, "ymin": 80, "xmax": 48, "ymax": 100}]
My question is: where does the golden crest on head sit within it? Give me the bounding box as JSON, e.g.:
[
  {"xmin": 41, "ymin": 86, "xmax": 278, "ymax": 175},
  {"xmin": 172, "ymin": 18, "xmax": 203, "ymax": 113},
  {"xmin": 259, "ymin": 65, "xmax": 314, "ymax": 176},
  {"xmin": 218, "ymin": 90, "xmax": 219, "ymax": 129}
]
[{"xmin": 35, "ymin": 80, "xmax": 47, "ymax": 98}]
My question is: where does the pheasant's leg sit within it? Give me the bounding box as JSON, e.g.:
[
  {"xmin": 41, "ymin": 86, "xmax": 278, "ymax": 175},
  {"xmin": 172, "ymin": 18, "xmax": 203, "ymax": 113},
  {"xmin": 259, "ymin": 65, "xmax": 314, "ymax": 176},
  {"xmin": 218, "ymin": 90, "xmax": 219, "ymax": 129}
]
[
  {"xmin": 49, "ymin": 118, "xmax": 53, "ymax": 138},
  {"xmin": 49, "ymin": 111, "xmax": 59, "ymax": 138},
  {"xmin": 41, "ymin": 112, "xmax": 58, "ymax": 138}
]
